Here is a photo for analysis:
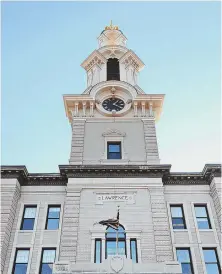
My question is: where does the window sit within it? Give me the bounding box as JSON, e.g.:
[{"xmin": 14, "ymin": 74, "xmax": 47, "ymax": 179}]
[
  {"xmin": 45, "ymin": 206, "xmax": 61, "ymax": 230},
  {"xmin": 194, "ymin": 205, "xmax": 211, "ymax": 229},
  {"xmin": 130, "ymin": 239, "xmax": 138, "ymax": 263},
  {"xmin": 203, "ymin": 248, "xmax": 221, "ymax": 274},
  {"xmin": 12, "ymin": 249, "xmax": 29, "ymax": 274},
  {"xmin": 94, "ymin": 239, "xmax": 102, "ymax": 263},
  {"xmin": 176, "ymin": 248, "xmax": 194, "ymax": 274},
  {"xmin": 21, "ymin": 206, "xmax": 37, "ymax": 230},
  {"xmin": 107, "ymin": 142, "xmax": 121, "ymax": 159},
  {"xmin": 107, "ymin": 58, "xmax": 120, "ymax": 81},
  {"xmin": 105, "ymin": 225, "xmax": 126, "ymax": 258},
  {"xmin": 170, "ymin": 205, "xmax": 186, "ymax": 229},
  {"xmin": 40, "ymin": 249, "xmax": 56, "ymax": 274}
]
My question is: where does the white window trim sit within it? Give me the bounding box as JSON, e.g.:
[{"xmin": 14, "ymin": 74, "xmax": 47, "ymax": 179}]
[
  {"xmin": 9, "ymin": 247, "xmax": 33, "ymax": 274},
  {"xmin": 90, "ymin": 226, "xmax": 141, "ymax": 263},
  {"xmin": 199, "ymin": 244, "xmax": 221, "ymax": 274},
  {"xmin": 173, "ymin": 245, "xmax": 198, "ymax": 274},
  {"xmin": 100, "ymin": 129, "xmax": 128, "ymax": 162},
  {"xmin": 191, "ymin": 202, "xmax": 218, "ymax": 244}
]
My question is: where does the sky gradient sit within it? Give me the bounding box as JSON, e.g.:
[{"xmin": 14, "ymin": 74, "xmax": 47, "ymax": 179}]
[{"xmin": 2, "ymin": 1, "xmax": 221, "ymax": 173}]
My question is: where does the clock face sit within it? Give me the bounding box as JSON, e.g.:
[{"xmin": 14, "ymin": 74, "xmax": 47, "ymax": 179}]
[{"xmin": 102, "ymin": 98, "xmax": 125, "ymax": 112}]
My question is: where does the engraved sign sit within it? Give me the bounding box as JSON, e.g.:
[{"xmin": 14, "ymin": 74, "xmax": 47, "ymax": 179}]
[
  {"xmin": 96, "ymin": 194, "xmax": 135, "ymax": 204},
  {"xmin": 53, "ymin": 263, "xmax": 69, "ymax": 273}
]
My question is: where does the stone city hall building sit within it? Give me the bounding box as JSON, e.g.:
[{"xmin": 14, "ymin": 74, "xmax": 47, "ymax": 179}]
[{"xmin": 1, "ymin": 23, "xmax": 221, "ymax": 274}]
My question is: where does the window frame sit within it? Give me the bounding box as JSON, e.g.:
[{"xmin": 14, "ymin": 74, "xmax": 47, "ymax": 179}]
[
  {"xmin": 170, "ymin": 204, "xmax": 187, "ymax": 230},
  {"xmin": 94, "ymin": 238, "xmax": 102, "ymax": 263},
  {"xmin": 194, "ymin": 204, "xmax": 212, "ymax": 229},
  {"xmin": 202, "ymin": 248, "xmax": 221, "ymax": 274},
  {"xmin": 107, "ymin": 141, "xmax": 122, "ymax": 160},
  {"xmin": 12, "ymin": 248, "xmax": 30, "ymax": 274},
  {"xmin": 39, "ymin": 248, "xmax": 56, "ymax": 274},
  {"xmin": 45, "ymin": 205, "xmax": 61, "ymax": 230},
  {"xmin": 176, "ymin": 248, "xmax": 194, "ymax": 274},
  {"xmin": 130, "ymin": 238, "xmax": 138, "ymax": 263},
  {"xmin": 20, "ymin": 205, "xmax": 37, "ymax": 230}
]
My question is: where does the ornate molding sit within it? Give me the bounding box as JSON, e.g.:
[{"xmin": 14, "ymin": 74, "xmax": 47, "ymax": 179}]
[
  {"xmin": 119, "ymin": 50, "xmax": 144, "ymax": 72},
  {"xmin": 1, "ymin": 164, "xmax": 220, "ymax": 185},
  {"xmin": 1, "ymin": 166, "xmax": 67, "ymax": 186},
  {"xmin": 102, "ymin": 128, "xmax": 126, "ymax": 137},
  {"xmin": 59, "ymin": 164, "xmax": 171, "ymax": 178},
  {"xmin": 81, "ymin": 50, "xmax": 107, "ymax": 72}
]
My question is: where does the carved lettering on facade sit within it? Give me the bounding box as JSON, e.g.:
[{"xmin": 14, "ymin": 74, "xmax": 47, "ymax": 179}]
[{"xmin": 96, "ymin": 194, "xmax": 135, "ymax": 204}]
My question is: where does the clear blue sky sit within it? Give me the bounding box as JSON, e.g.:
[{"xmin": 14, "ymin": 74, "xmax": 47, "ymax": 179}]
[{"xmin": 2, "ymin": 1, "xmax": 221, "ymax": 173}]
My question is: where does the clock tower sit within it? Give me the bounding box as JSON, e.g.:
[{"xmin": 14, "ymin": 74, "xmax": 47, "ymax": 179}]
[{"xmin": 63, "ymin": 22, "xmax": 164, "ymax": 165}]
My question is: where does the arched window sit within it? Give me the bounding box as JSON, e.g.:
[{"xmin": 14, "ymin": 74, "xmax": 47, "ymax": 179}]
[
  {"xmin": 105, "ymin": 225, "xmax": 126, "ymax": 258},
  {"xmin": 107, "ymin": 58, "xmax": 120, "ymax": 81}
]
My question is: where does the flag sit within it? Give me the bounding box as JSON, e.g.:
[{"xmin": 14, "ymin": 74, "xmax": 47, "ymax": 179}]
[{"xmin": 98, "ymin": 208, "xmax": 120, "ymax": 230}]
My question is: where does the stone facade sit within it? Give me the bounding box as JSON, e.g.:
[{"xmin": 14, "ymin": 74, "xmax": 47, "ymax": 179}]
[{"xmin": 1, "ymin": 23, "xmax": 221, "ymax": 274}]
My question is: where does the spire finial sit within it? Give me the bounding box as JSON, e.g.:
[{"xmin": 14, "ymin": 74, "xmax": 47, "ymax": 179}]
[{"xmin": 105, "ymin": 21, "xmax": 119, "ymax": 31}]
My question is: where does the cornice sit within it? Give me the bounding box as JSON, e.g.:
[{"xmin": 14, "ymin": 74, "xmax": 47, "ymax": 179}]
[
  {"xmin": 1, "ymin": 164, "xmax": 221, "ymax": 185},
  {"xmin": 59, "ymin": 164, "xmax": 171, "ymax": 178},
  {"xmin": 1, "ymin": 166, "xmax": 67, "ymax": 186},
  {"xmin": 163, "ymin": 164, "xmax": 221, "ymax": 185}
]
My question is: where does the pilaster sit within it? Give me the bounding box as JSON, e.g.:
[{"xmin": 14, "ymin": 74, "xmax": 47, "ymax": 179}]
[
  {"xmin": 142, "ymin": 118, "xmax": 160, "ymax": 164},
  {"xmin": 209, "ymin": 177, "xmax": 222, "ymax": 244},
  {"xmin": 149, "ymin": 184, "xmax": 174, "ymax": 262},
  {"xmin": 69, "ymin": 119, "xmax": 86, "ymax": 164},
  {"xmin": 1, "ymin": 179, "xmax": 21, "ymax": 273},
  {"xmin": 59, "ymin": 182, "xmax": 81, "ymax": 263}
]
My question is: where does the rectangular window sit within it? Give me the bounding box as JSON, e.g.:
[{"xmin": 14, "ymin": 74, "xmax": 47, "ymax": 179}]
[
  {"xmin": 107, "ymin": 142, "xmax": 121, "ymax": 159},
  {"xmin": 130, "ymin": 239, "xmax": 138, "ymax": 263},
  {"xmin": 45, "ymin": 206, "xmax": 61, "ymax": 230},
  {"xmin": 94, "ymin": 239, "xmax": 102, "ymax": 263},
  {"xmin": 21, "ymin": 206, "xmax": 37, "ymax": 230},
  {"xmin": 176, "ymin": 248, "xmax": 194, "ymax": 274},
  {"xmin": 13, "ymin": 249, "xmax": 29, "ymax": 274},
  {"xmin": 170, "ymin": 205, "xmax": 186, "ymax": 229},
  {"xmin": 203, "ymin": 248, "xmax": 221, "ymax": 274},
  {"xmin": 194, "ymin": 205, "xmax": 211, "ymax": 229},
  {"xmin": 40, "ymin": 249, "xmax": 56, "ymax": 274}
]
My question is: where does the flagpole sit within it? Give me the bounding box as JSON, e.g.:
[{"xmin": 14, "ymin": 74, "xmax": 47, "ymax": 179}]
[{"xmin": 116, "ymin": 206, "xmax": 119, "ymax": 256}]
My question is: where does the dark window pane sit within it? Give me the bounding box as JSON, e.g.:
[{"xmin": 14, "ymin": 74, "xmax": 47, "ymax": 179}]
[
  {"xmin": 171, "ymin": 207, "xmax": 183, "ymax": 217},
  {"xmin": 22, "ymin": 219, "xmax": 35, "ymax": 230},
  {"xmin": 172, "ymin": 218, "xmax": 185, "ymax": 229},
  {"xmin": 203, "ymin": 250, "xmax": 217, "ymax": 263},
  {"xmin": 41, "ymin": 263, "xmax": 53, "ymax": 274},
  {"xmin": 108, "ymin": 144, "xmax": 120, "ymax": 153},
  {"xmin": 205, "ymin": 264, "xmax": 220, "ymax": 274},
  {"xmin": 197, "ymin": 219, "xmax": 210, "ymax": 229},
  {"xmin": 48, "ymin": 208, "xmax": 60, "ymax": 219},
  {"xmin": 47, "ymin": 219, "xmax": 59, "ymax": 230},
  {"xmin": 181, "ymin": 263, "xmax": 193, "ymax": 274},
  {"xmin": 177, "ymin": 250, "xmax": 190, "ymax": 263},
  {"xmin": 14, "ymin": 264, "xmax": 28, "ymax": 274},
  {"xmin": 107, "ymin": 58, "xmax": 120, "ymax": 81},
  {"xmin": 108, "ymin": 153, "xmax": 121, "ymax": 159},
  {"xmin": 195, "ymin": 206, "xmax": 207, "ymax": 217}
]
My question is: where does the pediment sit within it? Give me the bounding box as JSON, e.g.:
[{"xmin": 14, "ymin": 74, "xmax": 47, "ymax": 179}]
[{"xmin": 102, "ymin": 128, "xmax": 126, "ymax": 137}]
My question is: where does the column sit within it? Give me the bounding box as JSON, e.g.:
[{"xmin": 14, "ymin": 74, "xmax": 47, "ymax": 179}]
[{"xmin": 133, "ymin": 102, "xmax": 138, "ymax": 117}]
